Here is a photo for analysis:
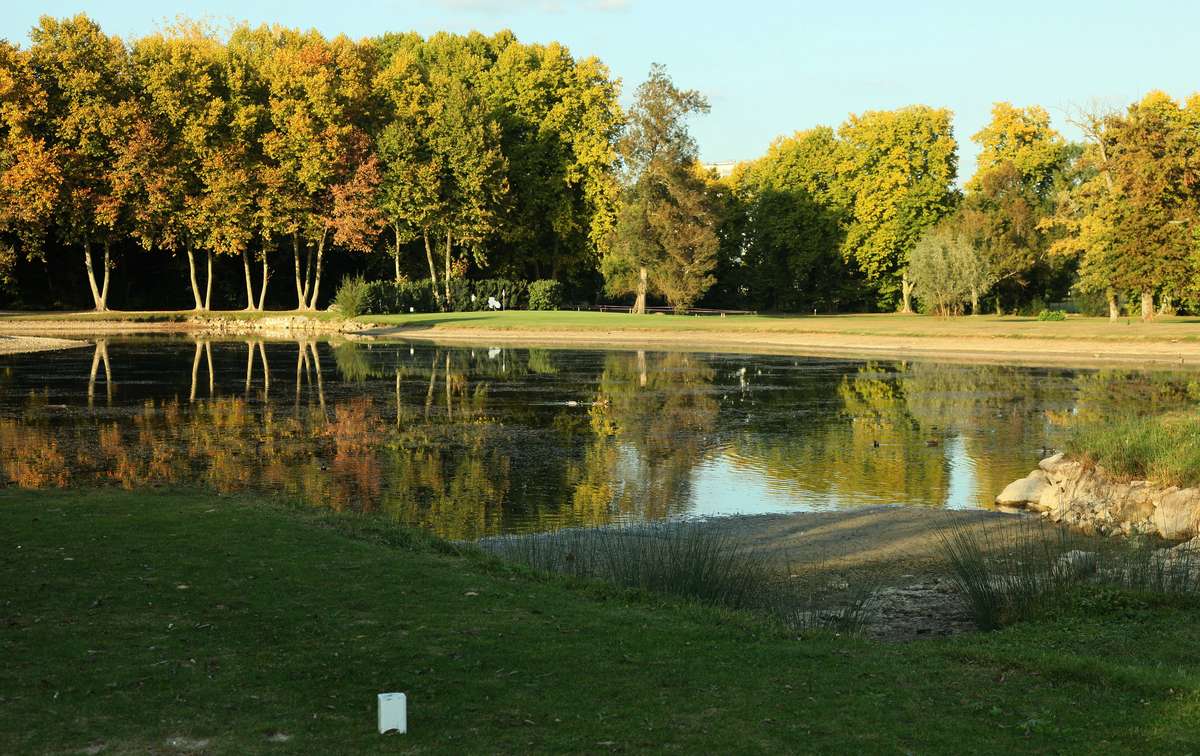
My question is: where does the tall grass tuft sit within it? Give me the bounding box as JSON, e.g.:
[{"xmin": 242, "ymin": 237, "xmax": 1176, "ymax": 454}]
[
  {"xmin": 479, "ymin": 522, "xmax": 876, "ymax": 634},
  {"xmin": 1066, "ymin": 410, "xmax": 1200, "ymax": 488},
  {"xmin": 938, "ymin": 519, "xmax": 1200, "ymax": 630}
]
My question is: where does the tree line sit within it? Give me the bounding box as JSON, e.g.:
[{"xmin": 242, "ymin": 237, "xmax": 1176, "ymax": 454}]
[
  {"xmin": 719, "ymin": 97, "xmax": 1200, "ymax": 319},
  {"xmin": 0, "ymin": 15, "xmax": 620, "ymax": 311},
  {"xmin": 1, "ymin": 14, "xmax": 1196, "ymax": 317}
]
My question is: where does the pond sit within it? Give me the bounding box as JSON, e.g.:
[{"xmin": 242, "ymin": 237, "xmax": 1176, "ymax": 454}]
[{"xmin": 1, "ymin": 337, "xmax": 1194, "ymax": 539}]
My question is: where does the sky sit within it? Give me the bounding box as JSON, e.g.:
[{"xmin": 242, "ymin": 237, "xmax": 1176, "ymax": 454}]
[{"xmin": 5, "ymin": 0, "xmax": 1200, "ymax": 178}]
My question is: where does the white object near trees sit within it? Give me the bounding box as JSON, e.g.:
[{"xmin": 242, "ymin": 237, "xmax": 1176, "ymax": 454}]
[
  {"xmin": 487, "ymin": 296, "xmax": 502, "ymax": 310},
  {"xmin": 378, "ymin": 692, "xmax": 407, "ymax": 734}
]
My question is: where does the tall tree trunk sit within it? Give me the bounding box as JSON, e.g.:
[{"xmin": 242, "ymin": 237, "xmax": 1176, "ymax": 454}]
[
  {"xmin": 970, "ymin": 287, "xmax": 980, "ymax": 316},
  {"xmin": 900, "ymin": 271, "xmax": 915, "ymax": 314},
  {"xmin": 444, "ymin": 231, "xmax": 452, "ymax": 309},
  {"xmin": 204, "ymin": 250, "xmax": 213, "ymax": 311},
  {"xmin": 634, "ymin": 266, "xmax": 647, "ymax": 314},
  {"xmin": 423, "ymin": 232, "xmax": 441, "ymax": 309},
  {"xmin": 303, "ymin": 246, "xmax": 316, "ymax": 310},
  {"xmin": 293, "ymin": 234, "xmax": 306, "ymax": 310},
  {"xmin": 83, "ymin": 240, "xmax": 105, "ymax": 312},
  {"xmin": 258, "ymin": 253, "xmax": 270, "ymax": 312},
  {"xmin": 393, "ymin": 224, "xmax": 402, "ymax": 282},
  {"xmin": 186, "ymin": 244, "xmax": 204, "ymax": 310},
  {"xmin": 1141, "ymin": 289, "xmax": 1154, "ymax": 322},
  {"xmin": 98, "ymin": 242, "xmax": 110, "ymax": 311},
  {"xmin": 242, "ymin": 251, "xmax": 255, "ymax": 311},
  {"xmin": 307, "ymin": 232, "xmax": 326, "ymax": 311},
  {"xmin": 1107, "ymin": 288, "xmax": 1119, "ymax": 321},
  {"xmin": 1159, "ymin": 294, "xmax": 1175, "ymax": 316}
]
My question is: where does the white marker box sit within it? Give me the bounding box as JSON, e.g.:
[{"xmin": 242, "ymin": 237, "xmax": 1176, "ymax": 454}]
[{"xmin": 378, "ymin": 692, "xmax": 407, "ymax": 734}]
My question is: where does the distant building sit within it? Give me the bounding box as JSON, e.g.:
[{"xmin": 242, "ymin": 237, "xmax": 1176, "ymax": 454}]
[{"xmin": 702, "ymin": 161, "xmax": 739, "ymax": 178}]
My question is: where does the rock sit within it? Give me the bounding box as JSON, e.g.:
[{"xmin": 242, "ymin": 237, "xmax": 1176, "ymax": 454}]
[
  {"xmin": 1038, "ymin": 452, "xmax": 1066, "ymax": 471},
  {"xmin": 1054, "ymin": 549, "xmax": 1097, "ymax": 578},
  {"xmin": 996, "ymin": 469, "xmax": 1048, "ymax": 506},
  {"xmin": 998, "ymin": 457, "xmax": 1200, "ymax": 541},
  {"xmin": 1152, "ymin": 489, "xmax": 1200, "ymax": 540}
]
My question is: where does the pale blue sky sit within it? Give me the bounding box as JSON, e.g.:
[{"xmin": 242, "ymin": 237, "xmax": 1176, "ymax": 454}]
[{"xmin": 5, "ymin": 0, "xmax": 1198, "ymax": 178}]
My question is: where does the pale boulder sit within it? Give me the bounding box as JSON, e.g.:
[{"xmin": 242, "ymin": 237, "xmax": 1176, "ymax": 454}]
[{"xmin": 995, "ymin": 469, "xmax": 1048, "ymax": 507}]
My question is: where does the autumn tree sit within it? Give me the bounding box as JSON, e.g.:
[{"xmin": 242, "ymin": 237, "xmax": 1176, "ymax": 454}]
[
  {"xmin": 372, "ymin": 37, "xmax": 442, "ymax": 287},
  {"xmin": 603, "ymin": 64, "xmax": 717, "ymax": 313},
  {"xmin": 1048, "ymin": 94, "xmax": 1200, "ymax": 320},
  {"xmin": 0, "ymin": 41, "xmax": 61, "ymax": 288},
  {"xmin": 837, "ymin": 106, "xmax": 958, "ymax": 312},
  {"xmin": 28, "ymin": 14, "xmax": 134, "ymax": 311},
  {"xmin": 260, "ymin": 29, "xmax": 378, "ymax": 310}
]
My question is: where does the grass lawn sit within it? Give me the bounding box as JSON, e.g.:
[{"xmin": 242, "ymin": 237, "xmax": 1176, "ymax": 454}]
[{"xmin": 3, "ymin": 489, "xmax": 1200, "ymax": 753}]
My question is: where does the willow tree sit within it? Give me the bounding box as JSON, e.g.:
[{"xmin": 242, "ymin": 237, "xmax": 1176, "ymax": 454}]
[
  {"xmin": 603, "ymin": 64, "xmax": 717, "ymax": 313},
  {"xmin": 28, "ymin": 14, "xmax": 133, "ymax": 311},
  {"xmin": 837, "ymin": 106, "xmax": 958, "ymax": 312}
]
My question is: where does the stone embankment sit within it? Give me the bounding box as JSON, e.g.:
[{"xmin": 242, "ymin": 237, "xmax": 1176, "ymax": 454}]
[
  {"xmin": 997, "ymin": 453, "xmax": 1200, "ymax": 540},
  {"xmin": 190, "ymin": 315, "xmax": 369, "ymax": 338}
]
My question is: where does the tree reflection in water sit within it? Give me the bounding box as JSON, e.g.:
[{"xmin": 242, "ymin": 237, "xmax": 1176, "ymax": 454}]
[{"xmin": 0, "ymin": 339, "xmax": 1183, "ymax": 538}]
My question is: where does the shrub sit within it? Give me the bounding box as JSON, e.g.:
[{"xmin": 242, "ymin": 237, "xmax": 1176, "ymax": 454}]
[
  {"xmin": 471, "ymin": 278, "xmax": 527, "ymax": 310},
  {"xmin": 332, "ymin": 274, "xmax": 370, "ymax": 317},
  {"xmin": 1037, "ymin": 309, "xmax": 1067, "ymax": 321},
  {"xmin": 528, "ymin": 279, "xmax": 563, "ymax": 311},
  {"xmin": 363, "ymin": 279, "xmax": 437, "ymax": 314}
]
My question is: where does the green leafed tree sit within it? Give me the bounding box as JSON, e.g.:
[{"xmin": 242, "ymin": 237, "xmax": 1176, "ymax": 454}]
[
  {"xmin": 836, "ymin": 105, "xmax": 958, "ymax": 312},
  {"xmin": 728, "ymin": 127, "xmax": 848, "ymax": 311},
  {"xmin": 960, "ymin": 103, "xmax": 1071, "ymax": 312},
  {"xmin": 908, "ymin": 219, "xmax": 977, "ymax": 316},
  {"xmin": 603, "ymin": 64, "xmax": 717, "ymax": 313}
]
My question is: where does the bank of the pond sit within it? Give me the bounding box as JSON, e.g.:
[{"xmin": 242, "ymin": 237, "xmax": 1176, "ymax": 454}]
[
  {"xmin": 0, "ymin": 310, "xmax": 361, "ymax": 340},
  {"xmin": 4, "ymin": 488, "xmax": 1200, "ymax": 753},
  {"xmin": 7, "ymin": 310, "xmax": 1200, "ymax": 366},
  {"xmin": 999, "ymin": 452, "xmax": 1200, "ymax": 540}
]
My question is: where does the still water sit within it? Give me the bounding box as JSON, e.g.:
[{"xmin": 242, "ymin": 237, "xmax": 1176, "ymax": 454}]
[{"xmin": 0, "ymin": 337, "xmax": 1192, "ymax": 538}]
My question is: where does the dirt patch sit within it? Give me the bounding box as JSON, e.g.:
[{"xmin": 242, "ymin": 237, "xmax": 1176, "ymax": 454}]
[
  {"xmin": 0, "ymin": 334, "xmax": 88, "ymax": 356},
  {"xmin": 702, "ymin": 506, "xmax": 1045, "ymax": 642}
]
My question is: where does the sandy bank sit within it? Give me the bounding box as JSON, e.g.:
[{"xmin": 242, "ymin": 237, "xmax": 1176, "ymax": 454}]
[{"xmin": 360, "ymin": 324, "xmax": 1200, "ymax": 369}]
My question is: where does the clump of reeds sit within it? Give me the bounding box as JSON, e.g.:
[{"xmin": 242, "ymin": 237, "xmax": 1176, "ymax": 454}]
[
  {"xmin": 479, "ymin": 522, "xmax": 877, "ymax": 635},
  {"xmin": 937, "ymin": 518, "xmax": 1200, "ymax": 631}
]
